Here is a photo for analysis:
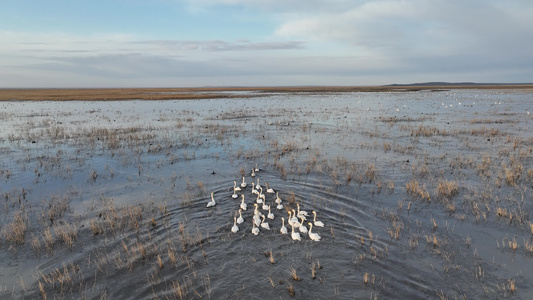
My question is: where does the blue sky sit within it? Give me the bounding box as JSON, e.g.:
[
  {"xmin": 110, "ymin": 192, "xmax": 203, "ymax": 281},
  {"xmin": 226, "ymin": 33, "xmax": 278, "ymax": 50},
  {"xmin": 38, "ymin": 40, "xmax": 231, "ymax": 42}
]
[{"xmin": 1, "ymin": 0, "xmax": 532, "ymax": 87}]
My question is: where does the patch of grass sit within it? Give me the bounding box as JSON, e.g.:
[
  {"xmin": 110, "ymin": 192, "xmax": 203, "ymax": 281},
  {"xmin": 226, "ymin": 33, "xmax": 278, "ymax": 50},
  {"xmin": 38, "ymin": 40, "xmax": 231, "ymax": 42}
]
[
  {"xmin": 436, "ymin": 180, "xmax": 459, "ymax": 199},
  {"xmin": 406, "ymin": 179, "xmax": 430, "ymax": 201},
  {"xmin": 290, "ymin": 267, "xmax": 301, "ymax": 281},
  {"xmin": 3, "ymin": 211, "xmax": 28, "ymax": 245},
  {"xmin": 287, "ymin": 282, "xmax": 295, "ymax": 297}
]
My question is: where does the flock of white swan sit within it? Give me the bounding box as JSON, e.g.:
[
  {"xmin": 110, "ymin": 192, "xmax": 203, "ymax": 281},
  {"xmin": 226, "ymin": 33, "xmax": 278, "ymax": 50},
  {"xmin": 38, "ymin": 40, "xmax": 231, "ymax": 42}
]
[{"xmin": 207, "ymin": 165, "xmax": 323, "ymax": 241}]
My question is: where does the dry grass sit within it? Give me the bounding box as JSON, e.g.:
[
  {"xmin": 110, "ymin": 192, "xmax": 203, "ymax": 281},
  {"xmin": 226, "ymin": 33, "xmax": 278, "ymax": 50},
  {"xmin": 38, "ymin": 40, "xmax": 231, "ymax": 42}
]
[
  {"xmin": 363, "ymin": 273, "xmax": 375, "ymax": 285},
  {"xmin": 172, "ymin": 279, "xmax": 189, "ymax": 300},
  {"xmin": 436, "ymin": 180, "xmax": 459, "ymax": 199},
  {"xmin": 6, "ymin": 85, "xmax": 528, "ymax": 101},
  {"xmin": 54, "ymin": 224, "xmax": 77, "ymax": 248},
  {"xmin": 408, "ymin": 234, "xmax": 419, "ymax": 249},
  {"xmin": 3, "ymin": 211, "xmax": 28, "ymax": 245},
  {"xmin": 38, "ymin": 281, "xmax": 47, "ymax": 300},
  {"xmin": 508, "ymin": 278, "xmax": 517, "ymax": 294},
  {"xmin": 287, "ymin": 282, "xmax": 295, "ymax": 297},
  {"xmin": 410, "ymin": 125, "xmax": 445, "ymax": 137},
  {"xmin": 501, "ymin": 159, "xmax": 524, "ymax": 186},
  {"xmin": 406, "ymin": 179, "xmax": 431, "ymax": 201},
  {"xmin": 364, "ymin": 164, "xmax": 376, "ymax": 182},
  {"xmin": 387, "ymin": 220, "xmax": 403, "ymax": 240},
  {"xmin": 290, "ymin": 267, "xmax": 301, "ymax": 281}
]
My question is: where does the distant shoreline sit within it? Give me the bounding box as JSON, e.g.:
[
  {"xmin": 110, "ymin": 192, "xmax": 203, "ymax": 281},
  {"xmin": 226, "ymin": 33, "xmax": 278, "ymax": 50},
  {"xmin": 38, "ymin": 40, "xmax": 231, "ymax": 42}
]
[{"xmin": 1, "ymin": 84, "xmax": 533, "ymax": 101}]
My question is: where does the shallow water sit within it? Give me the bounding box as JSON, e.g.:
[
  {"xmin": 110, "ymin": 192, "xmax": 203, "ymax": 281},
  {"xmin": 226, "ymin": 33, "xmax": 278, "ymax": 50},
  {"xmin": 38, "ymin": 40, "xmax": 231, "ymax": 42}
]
[{"xmin": 1, "ymin": 89, "xmax": 532, "ymax": 299}]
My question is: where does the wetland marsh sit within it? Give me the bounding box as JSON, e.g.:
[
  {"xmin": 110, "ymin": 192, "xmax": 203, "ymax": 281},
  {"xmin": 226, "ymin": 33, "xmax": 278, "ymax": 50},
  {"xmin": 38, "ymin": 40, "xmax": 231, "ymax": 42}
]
[{"xmin": 1, "ymin": 88, "xmax": 533, "ymax": 299}]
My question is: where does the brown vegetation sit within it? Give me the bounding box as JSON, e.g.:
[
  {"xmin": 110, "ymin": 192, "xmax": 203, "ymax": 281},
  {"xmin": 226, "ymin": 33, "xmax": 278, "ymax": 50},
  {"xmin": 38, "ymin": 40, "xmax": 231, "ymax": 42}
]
[{"xmin": 2, "ymin": 85, "xmax": 533, "ymax": 101}]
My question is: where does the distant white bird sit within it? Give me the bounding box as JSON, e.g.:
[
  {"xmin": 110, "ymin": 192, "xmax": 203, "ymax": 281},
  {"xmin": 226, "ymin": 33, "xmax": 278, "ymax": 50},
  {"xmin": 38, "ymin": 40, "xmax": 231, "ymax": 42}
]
[
  {"xmin": 265, "ymin": 182, "xmax": 274, "ymax": 194},
  {"xmin": 289, "ymin": 210, "xmax": 300, "ymax": 228},
  {"xmin": 251, "ymin": 168, "xmax": 256, "ymax": 178},
  {"xmin": 251, "ymin": 183, "xmax": 259, "ymax": 195},
  {"xmin": 277, "ymin": 203, "xmax": 283, "ymax": 210},
  {"xmin": 255, "ymin": 164, "xmax": 260, "ymax": 172},
  {"xmin": 312, "ymin": 211, "xmax": 324, "ymax": 227},
  {"xmin": 259, "ymin": 187, "xmax": 265, "ymax": 201},
  {"xmin": 261, "ymin": 215, "xmax": 270, "ymax": 230},
  {"xmin": 308, "ymin": 223, "xmax": 321, "ymax": 241},
  {"xmin": 231, "ymin": 217, "xmax": 239, "ymax": 233},
  {"xmin": 267, "ymin": 205, "xmax": 274, "ymax": 220},
  {"xmin": 253, "ymin": 204, "xmax": 262, "ymax": 227},
  {"xmin": 262, "ymin": 199, "xmax": 269, "ymax": 211},
  {"xmin": 252, "ymin": 222, "xmax": 259, "ymax": 235},
  {"xmin": 255, "ymin": 192, "xmax": 263, "ymax": 204},
  {"xmin": 232, "ymin": 187, "xmax": 239, "ymax": 199},
  {"xmin": 237, "ymin": 209, "xmax": 244, "ymax": 224},
  {"xmin": 206, "ymin": 192, "xmax": 216, "ymax": 207},
  {"xmin": 298, "ymin": 218, "xmax": 308, "ymax": 235},
  {"xmin": 291, "ymin": 224, "xmax": 301, "ymax": 241},
  {"xmin": 280, "ymin": 217, "xmax": 288, "ymax": 235},
  {"xmin": 297, "ymin": 204, "xmax": 308, "ymax": 219},
  {"xmin": 233, "ymin": 181, "xmax": 242, "ymax": 192},
  {"xmin": 255, "ymin": 178, "xmax": 261, "ymax": 190},
  {"xmin": 275, "ymin": 192, "xmax": 282, "ymax": 204},
  {"xmin": 240, "ymin": 176, "xmax": 247, "ymax": 188},
  {"xmin": 240, "ymin": 195, "xmax": 247, "ymax": 211}
]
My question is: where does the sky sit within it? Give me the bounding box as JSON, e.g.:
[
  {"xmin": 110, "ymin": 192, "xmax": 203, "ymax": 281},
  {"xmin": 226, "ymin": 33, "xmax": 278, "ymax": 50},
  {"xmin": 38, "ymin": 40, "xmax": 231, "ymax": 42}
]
[{"xmin": 1, "ymin": 0, "xmax": 532, "ymax": 87}]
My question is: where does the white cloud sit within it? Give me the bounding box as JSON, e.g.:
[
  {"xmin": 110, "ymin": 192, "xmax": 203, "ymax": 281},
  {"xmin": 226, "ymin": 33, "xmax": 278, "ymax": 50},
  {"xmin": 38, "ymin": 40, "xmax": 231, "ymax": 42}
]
[
  {"xmin": 2, "ymin": 1, "xmax": 533, "ymax": 87},
  {"xmin": 0, "ymin": 30, "xmax": 311, "ymax": 87},
  {"xmin": 134, "ymin": 39, "xmax": 305, "ymax": 52},
  {"xmin": 183, "ymin": 0, "xmax": 533, "ymax": 58}
]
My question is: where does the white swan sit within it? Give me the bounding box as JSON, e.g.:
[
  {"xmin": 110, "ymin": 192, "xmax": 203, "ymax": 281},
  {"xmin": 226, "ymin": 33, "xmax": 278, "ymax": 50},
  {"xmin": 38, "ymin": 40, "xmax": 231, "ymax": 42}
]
[
  {"xmin": 265, "ymin": 182, "xmax": 275, "ymax": 194},
  {"xmin": 206, "ymin": 192, "xmax": 216, "ymax": 207},
  {"xmin": 290, "ymin": 210, "xmax": 300, "ymax": 228},
  {"xmin": 232, "ymin": 187, "xmax": 239, "ymax": 199},
  {"xmin": 275, "ymin": 192, "xmax": 282, "ymax": 204},
  {"xmin": 262, "ymin": 199, "xmax": 269, "ymax": 211},
  {"xmin": 253, "ymin": 215, "xmax": 261, "ymax": 227},
  {"xmin": 240, "ymin": 176, "xmax": 247, "ymax": 188},
  {"xmin": 255, "ymin": 192, "xmax": 263, "ymax": 204},
  {"xmin": 253, "ymin": 204, "xmax": 262, "ymax": 226},
  {"xmin": 287, "ymin": 211, "xmax": 294, "ymax": 226},
  {"xmin": 261, "ymin": 215, "xmax": 270, "ymax": 230},
  {"xmin": 312, "ymin": 211, "xmax": 324, "ymax": 227},
  {"xmin": 237, "ymin": 209, "xmax": 244, "ymax": 224},
  {"xmin": 233, "ymin": 181, "xmax": 242, "ymax": 192},
  {"xmin": 255, "ymin": 164, "xmax": 260, "ymax": 172},
  {"xmin": 240, "ymin": 195, "xmax": 247, "ymax": 211},
  {"xmin": 296, "ymin": 203, "xmax": 308, "ymax": 219},
  {"xmin": 251, "ymin": 168, "xmax": 256, "ymax": 178},
  {"xmin": 251, "ymin": 183, "xmax": 259, "ymax": 195},
  {"xmin": 280, "ymin": 217, "xmax": 288, "ymax": 234},
  {"xmin": 231, "ymin": 217, "xmax": 239, "ymax": 233},
  {"xmin": 252, "ymin": 222, "xmax": 259, "ymax": 235},
  {"xmin": 298, "ymin": 217, "xmax": 308, "ymax": 235},
  {"xmin": 308, "ymin": 223, "xmax": 321, "ymax": 241},
  {"xmin": 259, "ymin": 187, "xmax": 265, "ymax": 201},
  {"xmin": 277, "ymin": 203, "xmax": 284, "ymax": 210},
  {"xmin": 291, "ymin": 224, "xmax": 301, "ymax": 241},
  {"xmin": 267, "ymin": 205, "xmax": 274, "ymax": 219},
  {"xmin": 255, "ymin": 178, "xmax": 261, "ymax": 190}
]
